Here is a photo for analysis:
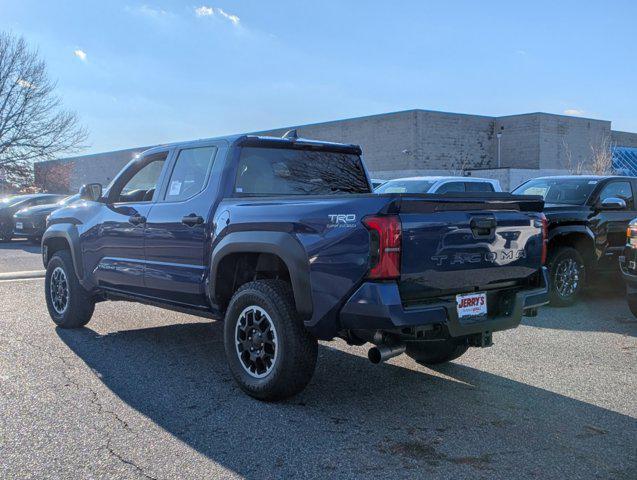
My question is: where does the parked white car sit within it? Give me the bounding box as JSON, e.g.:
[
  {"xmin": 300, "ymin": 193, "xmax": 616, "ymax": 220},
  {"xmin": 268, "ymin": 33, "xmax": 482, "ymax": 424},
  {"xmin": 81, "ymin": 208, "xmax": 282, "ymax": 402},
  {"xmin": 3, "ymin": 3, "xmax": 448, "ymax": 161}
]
[{"xmin": 374, "ymin": 176, "xmax": 502, "ymax": 194}]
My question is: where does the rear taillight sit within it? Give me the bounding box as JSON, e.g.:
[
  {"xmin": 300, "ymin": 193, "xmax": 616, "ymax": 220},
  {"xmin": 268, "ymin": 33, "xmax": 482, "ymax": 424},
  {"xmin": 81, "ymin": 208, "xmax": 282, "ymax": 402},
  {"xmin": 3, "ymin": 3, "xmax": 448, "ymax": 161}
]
[
  {"xmin": 540, "ymin": 213, "xmax": 548, "ymax": 265},
  {"xmin": 363, "ymin": 215, "xmax": 401, "ymax": 279}
]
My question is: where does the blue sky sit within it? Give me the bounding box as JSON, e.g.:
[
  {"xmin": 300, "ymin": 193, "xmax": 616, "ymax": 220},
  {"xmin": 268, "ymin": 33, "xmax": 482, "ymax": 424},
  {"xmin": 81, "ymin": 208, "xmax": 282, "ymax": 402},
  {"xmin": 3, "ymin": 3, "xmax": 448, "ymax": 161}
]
[{"xmin": 2, "ymin": 0, "xmax": 636, "ymax": 154}]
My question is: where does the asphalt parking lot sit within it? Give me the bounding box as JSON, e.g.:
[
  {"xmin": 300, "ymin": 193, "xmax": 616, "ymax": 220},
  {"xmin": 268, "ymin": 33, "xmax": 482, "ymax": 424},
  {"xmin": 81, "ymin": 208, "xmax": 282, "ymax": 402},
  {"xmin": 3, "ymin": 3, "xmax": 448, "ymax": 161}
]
[
  {"xmin": 0, "ymin": 270, "xmax": 635, "ymax": 479},
  {"xmin": 0, "ymin": 239, "xmax": 43, "ymax": 274}
]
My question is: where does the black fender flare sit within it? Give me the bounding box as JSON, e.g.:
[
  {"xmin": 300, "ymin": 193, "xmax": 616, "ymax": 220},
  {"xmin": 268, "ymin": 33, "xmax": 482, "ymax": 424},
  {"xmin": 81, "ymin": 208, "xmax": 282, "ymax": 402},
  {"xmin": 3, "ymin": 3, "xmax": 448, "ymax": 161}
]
[
  {"xmin": 209, "ymin": 231, "xmax": 313, "ymax": 316},
  {"xmin": 547, "ymin": 224, "xmax": 597, "ymax": 258},
  {"xmin": 42, "ymin": 224, "xmax": 85, "ymax": 281}
]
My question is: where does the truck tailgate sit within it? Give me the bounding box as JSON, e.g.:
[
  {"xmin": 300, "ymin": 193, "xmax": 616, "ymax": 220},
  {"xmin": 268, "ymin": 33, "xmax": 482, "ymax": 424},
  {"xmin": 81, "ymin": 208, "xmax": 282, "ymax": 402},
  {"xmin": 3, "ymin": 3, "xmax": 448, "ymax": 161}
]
[{"xmin": 390, "ymin": 194, "xmax": 544, "ymax": 303}]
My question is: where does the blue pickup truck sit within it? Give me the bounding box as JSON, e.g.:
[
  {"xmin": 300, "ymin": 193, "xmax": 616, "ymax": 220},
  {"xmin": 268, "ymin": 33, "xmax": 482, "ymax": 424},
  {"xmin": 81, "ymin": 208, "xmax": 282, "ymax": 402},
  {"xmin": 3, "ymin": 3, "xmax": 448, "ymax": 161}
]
[{"xmin": 42, "ymin": 132, "xmax": 549, "ymax": 400}]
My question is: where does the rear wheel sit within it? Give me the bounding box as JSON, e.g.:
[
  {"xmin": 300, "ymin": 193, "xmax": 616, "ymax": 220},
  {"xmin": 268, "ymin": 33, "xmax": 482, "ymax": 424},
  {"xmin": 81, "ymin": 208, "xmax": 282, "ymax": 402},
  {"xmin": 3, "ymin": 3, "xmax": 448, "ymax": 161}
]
[
  {"xmin": 45, "ymin": 250, "xmax": 95, "ymax": 328},
  {"xmin": 548, "ymin": 247, "xmax": 585, "ymax": 306},
  {"xmin": 406, "ymin": 339, "xmax": 469, "ymax": 365},
  {"xmin": 223, "ymin": 280, "xmax": 318, "ymax": 401}
]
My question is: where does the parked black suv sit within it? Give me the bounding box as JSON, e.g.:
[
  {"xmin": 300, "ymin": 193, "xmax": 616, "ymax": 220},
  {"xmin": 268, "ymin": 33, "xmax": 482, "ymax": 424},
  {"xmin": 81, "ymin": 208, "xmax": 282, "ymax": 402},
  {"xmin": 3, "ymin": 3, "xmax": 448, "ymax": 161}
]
[{"xmin": 513, "ymin": 175, "xmax": 637, "ymax": 305}]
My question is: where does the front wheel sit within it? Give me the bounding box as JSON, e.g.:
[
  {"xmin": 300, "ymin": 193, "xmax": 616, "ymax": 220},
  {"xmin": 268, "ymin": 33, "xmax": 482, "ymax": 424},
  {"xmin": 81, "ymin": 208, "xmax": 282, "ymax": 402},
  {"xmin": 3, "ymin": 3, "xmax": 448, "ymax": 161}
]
[
  {"xmin": 406, "ymin": 339, "xmax": 469, "ymax": 365},
  {"xmin": 45, "ymin": 250, "xmax": 95, "ymax": 328},
  {"xmin": 548, "ymin": 247, "xmax": 585, "ymax": 307},
  {"xmin": 223, "ymin": 280, "xmax": 318, "ymax": 401}
]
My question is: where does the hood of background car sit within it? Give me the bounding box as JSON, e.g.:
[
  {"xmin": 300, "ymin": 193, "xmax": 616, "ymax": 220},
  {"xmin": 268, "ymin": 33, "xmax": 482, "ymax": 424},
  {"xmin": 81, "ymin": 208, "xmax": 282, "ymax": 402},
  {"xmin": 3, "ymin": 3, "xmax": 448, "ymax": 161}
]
[{"xmin": 14, "ymin": 203, "xmax": 60, "ymax": 218}]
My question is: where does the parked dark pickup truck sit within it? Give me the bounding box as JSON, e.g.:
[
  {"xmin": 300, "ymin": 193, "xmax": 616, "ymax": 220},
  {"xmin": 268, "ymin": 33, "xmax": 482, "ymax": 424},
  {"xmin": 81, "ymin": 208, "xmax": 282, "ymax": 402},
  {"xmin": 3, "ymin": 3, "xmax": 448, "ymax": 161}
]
[
  {"xmin": 513, "ymin": 175, "xmax": 637, "ymax": 305},
  {"xmin": 620, "ymin": 218, "xmax": 637, "ymax": 317},
  {"xmin": 43, "ymin": 132, "xmax": 549, "ymax": 400}
]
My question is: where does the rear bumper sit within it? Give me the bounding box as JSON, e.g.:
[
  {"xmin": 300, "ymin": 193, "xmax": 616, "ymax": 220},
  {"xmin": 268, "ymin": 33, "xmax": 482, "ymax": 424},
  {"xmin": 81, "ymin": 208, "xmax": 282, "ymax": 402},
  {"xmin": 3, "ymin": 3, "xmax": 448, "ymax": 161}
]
[
  {"xmin": 13, "ymin": 229, "xmax": 41, "ymax": 238},
  {"xmin": 339, "ymin": 267, "xmax": 549, "ymax": 337}
]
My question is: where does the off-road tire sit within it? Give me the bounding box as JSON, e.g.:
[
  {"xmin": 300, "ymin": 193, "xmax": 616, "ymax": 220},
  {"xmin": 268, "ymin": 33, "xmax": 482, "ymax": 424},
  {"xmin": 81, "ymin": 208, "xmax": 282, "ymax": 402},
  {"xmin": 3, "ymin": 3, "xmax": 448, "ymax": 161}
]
[
  {"xmin": 45, "ymin": 250, "xmax": 95, "ymax": 328},
  {"xmin": 548, "ymin": 247, "xmax": 585, "ymax": 307},
  {"xmin": 406, "ymin": 339, "xmax": 469, "ymax": 365},
  {"xmin": 224, "ymin": 280, "xmax": 318, "ymax": 401}
]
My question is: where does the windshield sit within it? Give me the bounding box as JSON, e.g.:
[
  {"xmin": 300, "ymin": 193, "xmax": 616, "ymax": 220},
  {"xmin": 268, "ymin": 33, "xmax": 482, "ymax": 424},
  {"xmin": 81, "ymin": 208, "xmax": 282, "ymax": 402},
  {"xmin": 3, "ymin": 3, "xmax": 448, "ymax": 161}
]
[
  {"xmin": 375, "ymin": 179, "xmax": 436, "ymax": 194},
  {"xmin": 512, "ymin": 178, "xmax": 598, "ymax": 205},
  {"xmin": 57, "ymin": 194, "xmax": 80, "ymax": 206},
  {"xmin": 235, "ymin": 147, "xmax": 370, "ymax": 196}
]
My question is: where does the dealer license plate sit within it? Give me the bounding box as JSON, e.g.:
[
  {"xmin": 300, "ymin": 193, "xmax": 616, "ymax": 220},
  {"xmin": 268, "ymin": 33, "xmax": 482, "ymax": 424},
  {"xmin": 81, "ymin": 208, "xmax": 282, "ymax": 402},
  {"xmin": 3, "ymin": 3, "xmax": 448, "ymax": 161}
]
[
  {"xmin": 456, "ymin": 292, "xmax": 487, "ymax": 319},
  {"xmin": 15, "ymin": 222, "xmax": 23, "ymax": 230}
]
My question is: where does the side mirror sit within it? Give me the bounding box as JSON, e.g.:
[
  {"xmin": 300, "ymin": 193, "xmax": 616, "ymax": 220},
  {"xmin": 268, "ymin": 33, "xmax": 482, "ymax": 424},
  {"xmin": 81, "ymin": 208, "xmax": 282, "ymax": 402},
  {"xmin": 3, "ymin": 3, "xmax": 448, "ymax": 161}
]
[
  {"xmin": 598, "ymin": 197, "xmax": 626, "ymax": 210},
  {"xmin": 79, "ymin": 183, "xmax": 103, "ymax": 202}
]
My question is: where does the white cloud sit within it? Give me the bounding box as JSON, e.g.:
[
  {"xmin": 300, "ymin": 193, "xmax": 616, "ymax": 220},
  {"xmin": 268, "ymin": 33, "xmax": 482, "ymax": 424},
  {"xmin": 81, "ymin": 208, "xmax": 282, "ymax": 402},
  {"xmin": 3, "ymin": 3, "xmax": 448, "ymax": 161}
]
[
  {"xmin": 195, "ymin": 6, "xmax": 214, "ymax": 17},
  {"xmin": 134, "ymin": 4, "xmax": 169, "ymax": 17},
  {"xmin": 194, "ymin": 6, "xmax": 240, "ymax": 25},
  {"xmin": 516, "ymin": 49, "xmax": 527, "ymax": 55},
  {"xmin": 564, "ymin": 109, "xmax": 585, "ymax": 116},
  {"xmin": 217, "ymin": 8, "xmax": 240, "ymax": 25},
  {"xmin": 73, "ymin": 49, "xmax": 87, "ymax": 62}
]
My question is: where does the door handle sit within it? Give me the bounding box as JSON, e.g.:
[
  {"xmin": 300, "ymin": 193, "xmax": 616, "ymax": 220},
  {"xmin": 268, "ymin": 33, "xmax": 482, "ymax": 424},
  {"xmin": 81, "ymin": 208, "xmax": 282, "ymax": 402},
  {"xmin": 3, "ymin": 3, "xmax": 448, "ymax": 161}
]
[
  {"xmin": 129, "ymin": 214, "xmax": 146, "ymax": 225},
  {"xmin": 182, "ymin": 214, "xmax": 204, "ymax": 226}
]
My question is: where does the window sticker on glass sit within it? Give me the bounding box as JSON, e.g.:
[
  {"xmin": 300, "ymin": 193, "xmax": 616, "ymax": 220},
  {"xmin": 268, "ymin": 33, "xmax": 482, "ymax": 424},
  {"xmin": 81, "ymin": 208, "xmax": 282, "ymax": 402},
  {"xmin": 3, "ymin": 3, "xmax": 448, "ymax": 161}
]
[{"xmin": 169, "ymin": 180, "xmax": 182, "ymax": 196}]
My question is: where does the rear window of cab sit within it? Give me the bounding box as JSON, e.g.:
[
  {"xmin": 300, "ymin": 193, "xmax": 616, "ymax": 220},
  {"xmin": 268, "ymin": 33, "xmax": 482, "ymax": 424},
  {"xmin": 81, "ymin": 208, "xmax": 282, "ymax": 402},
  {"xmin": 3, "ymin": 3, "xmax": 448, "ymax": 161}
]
[{"xmin": 235, "ymin": 147, "xmax": 370, "ymax": 196}]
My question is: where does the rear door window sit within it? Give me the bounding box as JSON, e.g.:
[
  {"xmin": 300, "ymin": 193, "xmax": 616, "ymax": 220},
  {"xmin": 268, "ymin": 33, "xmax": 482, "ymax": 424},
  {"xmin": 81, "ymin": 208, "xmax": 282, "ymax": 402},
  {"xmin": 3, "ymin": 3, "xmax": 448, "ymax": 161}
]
[
  {"xmin": 235, "ymin": 147, "xmax": 370, "ymax": 196},
  {"xmin": 164, "ymin": 146, "xmax": 217, "ymax": 202},
  {"xmin": 465, "ymin": 182, "xmax": 494, "ymax": 192}
]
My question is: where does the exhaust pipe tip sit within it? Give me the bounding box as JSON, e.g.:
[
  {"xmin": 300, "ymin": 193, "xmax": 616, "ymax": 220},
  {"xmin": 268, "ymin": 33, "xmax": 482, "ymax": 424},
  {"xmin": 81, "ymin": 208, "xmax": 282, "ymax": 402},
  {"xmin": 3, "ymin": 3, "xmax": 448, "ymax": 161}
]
[
  {"xmin": 368, "ymin": 347, "xmax": 382, "ymax": 364},
  {"xmin": 368, "ymin": 343, "xmax": 406, "ymax": 364}
]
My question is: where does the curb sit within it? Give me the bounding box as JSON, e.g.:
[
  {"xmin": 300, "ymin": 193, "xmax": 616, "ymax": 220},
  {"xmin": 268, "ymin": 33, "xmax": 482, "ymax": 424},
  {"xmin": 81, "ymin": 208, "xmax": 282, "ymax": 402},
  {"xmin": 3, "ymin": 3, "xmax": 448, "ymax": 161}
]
[{"xmin": 0, "ymin": 270, "xmax": 46, "ymax": 281}]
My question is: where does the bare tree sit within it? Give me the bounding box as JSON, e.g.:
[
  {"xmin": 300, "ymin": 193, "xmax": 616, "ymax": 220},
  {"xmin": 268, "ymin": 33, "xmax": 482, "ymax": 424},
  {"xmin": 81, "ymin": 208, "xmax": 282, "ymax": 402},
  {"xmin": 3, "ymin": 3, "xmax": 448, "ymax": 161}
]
[
  {"xmin": 448, "ymin": 156, "xmax": 471, "ymax": 176},
  {"xmin": 590, "ymin": 133, "xmax": 615, "ymax": 175},
  {"xmin": 34, "ymin": 160, "xmax": 73, "ymax": 193},
  {"xmin": 0, "ymin": 32, "xmax": 87, "ymax": 185},
  {"xmin": 562, "ymin": 138, "xmax": 584, "ymax": 175}
]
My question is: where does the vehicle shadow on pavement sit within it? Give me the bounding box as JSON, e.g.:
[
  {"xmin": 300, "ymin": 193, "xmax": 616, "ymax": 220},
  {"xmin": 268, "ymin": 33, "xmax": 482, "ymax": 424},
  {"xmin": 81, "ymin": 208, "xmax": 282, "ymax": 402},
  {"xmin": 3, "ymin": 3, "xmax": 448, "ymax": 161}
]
[
  {"xmin": 0, "ymin": 239, "xmax": 40, "ymax": 253},
  {"xmin": 523, "ymin": 293, "xmax": 637, "ymax": 336},
  {"xmin": 56, "ymin": 322, "xmax": 636, "ymax": 479}
]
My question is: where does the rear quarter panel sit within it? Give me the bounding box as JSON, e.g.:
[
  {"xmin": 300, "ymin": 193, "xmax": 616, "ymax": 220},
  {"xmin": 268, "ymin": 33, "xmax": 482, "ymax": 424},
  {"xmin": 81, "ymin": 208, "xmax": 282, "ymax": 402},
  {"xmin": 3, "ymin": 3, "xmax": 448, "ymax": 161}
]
[{"xmin": 214, "ymin": 195, "xmax": 392, "ymax": 337}]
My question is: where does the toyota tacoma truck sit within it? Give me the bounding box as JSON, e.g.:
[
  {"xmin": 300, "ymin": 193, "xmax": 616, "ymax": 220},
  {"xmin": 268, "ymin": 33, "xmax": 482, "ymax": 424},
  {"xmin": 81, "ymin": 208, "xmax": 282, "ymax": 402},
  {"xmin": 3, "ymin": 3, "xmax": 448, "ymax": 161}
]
[
  {"xmin": 42, "ymin": 132, "xmax": 549, "ymax": 400},
  {"xmin": 513, "ymin": 175, "xmax": 637, "ymax": 306}
]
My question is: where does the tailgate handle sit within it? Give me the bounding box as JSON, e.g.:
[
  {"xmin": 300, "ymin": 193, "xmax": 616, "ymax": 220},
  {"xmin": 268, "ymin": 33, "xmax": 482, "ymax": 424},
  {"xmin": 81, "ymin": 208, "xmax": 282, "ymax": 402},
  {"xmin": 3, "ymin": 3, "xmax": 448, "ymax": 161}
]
[
  {"xmin": 470, "ymin": 217, "xmax": 496, "ymax": 236},
  {"xmin": 471, "ymin": 218, "xmax": 496, "ymax": 229}
]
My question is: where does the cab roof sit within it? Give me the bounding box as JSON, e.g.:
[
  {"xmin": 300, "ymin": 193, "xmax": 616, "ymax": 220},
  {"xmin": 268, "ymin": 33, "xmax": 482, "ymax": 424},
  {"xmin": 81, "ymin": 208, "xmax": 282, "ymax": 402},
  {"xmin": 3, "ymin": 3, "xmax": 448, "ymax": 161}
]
[{"xmin": 140, "ymin": 133, "xmax": 362, "ymax": 157}]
